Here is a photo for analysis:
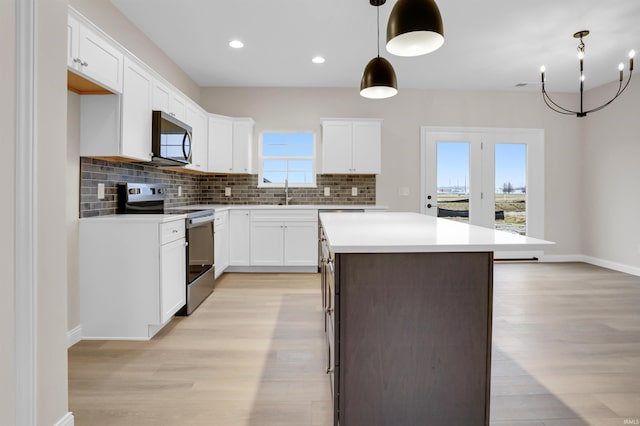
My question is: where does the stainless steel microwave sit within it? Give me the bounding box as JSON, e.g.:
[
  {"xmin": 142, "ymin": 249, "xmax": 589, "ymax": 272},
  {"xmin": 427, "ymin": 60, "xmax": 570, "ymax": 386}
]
[{"xmin": 150, "ymin": 110, "xmax": 192, "ymax": 167}]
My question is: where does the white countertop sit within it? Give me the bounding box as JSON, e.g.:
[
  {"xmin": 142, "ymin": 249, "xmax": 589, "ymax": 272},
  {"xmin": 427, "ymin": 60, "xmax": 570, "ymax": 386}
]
[
  {"xmin": 181, "ymin": 204, "xmax": 387, "ymax": 212},
  {"xmin": 320, "ymin": 212, "xmax": 555, "ymax": 253},
  {"xmin": 79, "ymin": 214, "xmax": 187, "ymax": 223}
]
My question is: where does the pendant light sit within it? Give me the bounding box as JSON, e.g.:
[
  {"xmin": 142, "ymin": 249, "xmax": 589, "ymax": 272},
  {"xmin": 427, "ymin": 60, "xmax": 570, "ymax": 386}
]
[
  {"xmin": 386, "ymin": 0, "xmax": 444, "ymax": 57},
  {"xmin": 360, "ymin": 0, "xmax": 398, "ymax": 99}
]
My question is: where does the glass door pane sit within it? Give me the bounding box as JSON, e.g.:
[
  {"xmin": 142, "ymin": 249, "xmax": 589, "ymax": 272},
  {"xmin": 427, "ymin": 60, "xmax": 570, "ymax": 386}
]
[
  {"xmin": 437, "ymin": 142, "xmax": 470, "ymax": 223},
  {"xmin": 495, "ymin": 144, "xmax": 527, "ymax": 235}
]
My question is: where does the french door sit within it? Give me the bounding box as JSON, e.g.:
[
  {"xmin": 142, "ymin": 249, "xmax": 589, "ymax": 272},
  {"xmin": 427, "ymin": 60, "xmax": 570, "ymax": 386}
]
[{"xmin": 420, "ymin": 127, "xmax": 545, "ymax": 259}]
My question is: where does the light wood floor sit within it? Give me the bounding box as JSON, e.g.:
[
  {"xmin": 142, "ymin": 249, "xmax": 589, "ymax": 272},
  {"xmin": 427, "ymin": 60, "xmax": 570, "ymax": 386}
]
[{"xmin": 68, "ymin": 263, "xmax": 640, "ymax": 426}]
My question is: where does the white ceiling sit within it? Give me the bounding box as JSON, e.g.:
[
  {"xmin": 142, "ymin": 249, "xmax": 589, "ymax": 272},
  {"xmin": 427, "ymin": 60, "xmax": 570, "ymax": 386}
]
[{"xmin": 110, "ymin": 0, "xmax": 640, "ymax": 93}]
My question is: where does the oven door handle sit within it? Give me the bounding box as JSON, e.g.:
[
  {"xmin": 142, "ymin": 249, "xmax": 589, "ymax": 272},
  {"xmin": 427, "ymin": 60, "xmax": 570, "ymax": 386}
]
[{"xmin": 189, "ymin": 215, "xmax": 215, "ymax": 226}]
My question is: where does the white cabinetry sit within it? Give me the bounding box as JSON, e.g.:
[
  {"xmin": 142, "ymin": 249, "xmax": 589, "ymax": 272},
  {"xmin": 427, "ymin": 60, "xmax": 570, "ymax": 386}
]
[
  {"xmin": 232, "ymin": 118, "xmax": 254, "ymax": 173},
  {"xmin": 229, "ymin": 210, "xmax": 251, "ymax": 265},
  {"xmin": 79, "ymin": 217, "xmax": 186, "ymax": 340},
  {"xmin": 208, "ymin": 115, "xmax": 233, "ymax": 172},
  {"xmin": 214, "ymin": 211, "xmax": 229, "ymax": 278},
  {"xmin": 79, "ymin": 57, "xmax": 153, "ymax": 162},
  {"xmin": 208, "ymin": 115, "xmax": 254, "ymax": 174},
  {"xmin": 152, "ymin": 79, "xmax": 186, "ymax": 122},
  {"xmin": 68, "ymin": 11, "xmax": 124, "ymax": 93},
  {"xmin": 321, "ymin": 119, "xmax": 382, "ymax": 174},
  {"xmin": 185, "ymin": 102, "xmax": 209, "ymax": 172},
  {"xmin": 250, "ymin": 210, "xmax": 318, "ymax": 266}
]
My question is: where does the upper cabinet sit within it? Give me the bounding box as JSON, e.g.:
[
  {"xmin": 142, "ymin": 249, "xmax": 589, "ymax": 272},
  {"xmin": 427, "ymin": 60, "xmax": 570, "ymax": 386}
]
[
  {"xmin": 67, "ymin": 12, "xmax": 124, "ymax": 93},
  {"xmin": 185, "ymin": 102, "xmax": 209, "ymax": 172},
  {"xmin": 321, "ymin": 119, "xmax": 382, "ymax": 174},
  {"xmin": 208, "ymin": 115, "xmax": 254, "ymax": 174},
  {"xmin": 79, "ymin": 57, "xmax": 153, "ymax": 162},
  {"xmin": 152, "ymin": 79, "xmax": 186, "ymax": 122}
]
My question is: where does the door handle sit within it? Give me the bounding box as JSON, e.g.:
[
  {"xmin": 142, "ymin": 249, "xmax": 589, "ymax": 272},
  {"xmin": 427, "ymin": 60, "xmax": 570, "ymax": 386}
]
[{"xmin": 427, "ymin": 204, "xmax": 432, "ymax": 209}]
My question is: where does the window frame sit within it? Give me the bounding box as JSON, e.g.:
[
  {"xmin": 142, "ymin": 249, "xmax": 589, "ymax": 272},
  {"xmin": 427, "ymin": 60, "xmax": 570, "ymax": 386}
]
[{"xmin": 258, "ymin": 130, "xmax": 317, "ymax": 188}]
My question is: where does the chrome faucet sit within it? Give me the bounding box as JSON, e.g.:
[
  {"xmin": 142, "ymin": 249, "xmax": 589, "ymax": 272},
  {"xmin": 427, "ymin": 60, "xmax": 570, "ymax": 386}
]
[{"xmin": 284, "ymin": 179, "xmax": 293, "ymax": 205}]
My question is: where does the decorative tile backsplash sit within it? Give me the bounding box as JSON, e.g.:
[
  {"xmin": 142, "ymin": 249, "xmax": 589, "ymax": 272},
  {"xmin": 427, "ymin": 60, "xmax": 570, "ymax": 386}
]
[{"xmin": 79, "ymin": 158, "xmax": 376, "ymax": 217}]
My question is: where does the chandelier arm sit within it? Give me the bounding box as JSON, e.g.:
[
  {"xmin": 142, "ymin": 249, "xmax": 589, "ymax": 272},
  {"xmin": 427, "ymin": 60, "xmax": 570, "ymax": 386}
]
[
  {"xmin": 584, "ymin": 71, "xmax": 633, "ymax": 115},
  {"xmin": 542, "ymin": 86, "xmax": 578, "ymax": 114},
  {"xmin": 542, "ymin": 91, "xmax": 575, "ymax": 115}
]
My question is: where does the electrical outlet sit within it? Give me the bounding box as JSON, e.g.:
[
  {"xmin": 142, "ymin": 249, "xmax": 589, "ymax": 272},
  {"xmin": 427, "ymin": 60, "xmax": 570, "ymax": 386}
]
[
  {"xmin": 97, "ymin": 183, "xmax": 105, "ymax": 200},
  {"xmin": 352, "ymin": 187, "xmax": 358, "ymax": 196},
  {"xmin": 178, "ymin": 186, "xmax": 182, "ymax": 197},
  {"xmin": 225, "ymin": 187, "xmax": 231, "ymax": 197},
  {"xmin": 324, "ymin": 187, "xmax": 330, "ymax": 196}
]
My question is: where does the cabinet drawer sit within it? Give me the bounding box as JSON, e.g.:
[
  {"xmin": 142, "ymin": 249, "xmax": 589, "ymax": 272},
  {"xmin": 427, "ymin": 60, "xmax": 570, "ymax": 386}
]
[{"xmin": 160, "ymin": 220, "xmax": 185, "ymax": 244}]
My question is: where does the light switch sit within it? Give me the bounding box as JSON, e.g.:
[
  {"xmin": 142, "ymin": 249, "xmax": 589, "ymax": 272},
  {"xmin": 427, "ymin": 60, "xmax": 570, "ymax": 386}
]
[
  {"xmin": 324, "ymin": 187, "xmax": 330, "ymax": 196},
  {"xmin": 351, "ymin": 187, "xmax": 358, "ymax": 196},
  {"xmin": 399, "ymin": 187, "xmax": 410, "ymax": 196},
  {"xmin": 97, "ymin": 183, "xmax": 105, "ymax": 200},
  {"xmin": 225, "ymin": 187, "xmax": 232, "ymax": 197}
]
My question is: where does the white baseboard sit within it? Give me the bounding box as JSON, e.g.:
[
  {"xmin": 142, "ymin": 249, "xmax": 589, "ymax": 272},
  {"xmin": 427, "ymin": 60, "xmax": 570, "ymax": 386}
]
[
  {"xmin": 581, "ymin": 255, "xmax": 640, "ymax": 277},
  {"xmin": 540, "ymin": 254, "xmax": 640, "ymax": 277},
  {"xmin": 54, "ymin": 412, "xmax": 74, "ymax": 426},
  {"xmin": 67, "ymin": 325, "xmax": 82, "ymax": 348}
]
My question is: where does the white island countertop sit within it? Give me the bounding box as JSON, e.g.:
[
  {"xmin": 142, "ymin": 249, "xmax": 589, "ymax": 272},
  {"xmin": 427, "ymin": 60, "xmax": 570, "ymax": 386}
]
[{"xmin": 320, "ymin": 212, "xmax": 555, "ymax": 253}]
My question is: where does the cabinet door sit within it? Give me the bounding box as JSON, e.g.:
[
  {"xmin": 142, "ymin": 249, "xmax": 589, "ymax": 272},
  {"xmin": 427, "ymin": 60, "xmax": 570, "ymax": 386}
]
[
  {"xmin": 152, "ymin": 79, "xmax": 171, "ymax": 113},
  {"xmin": 322, "ymin": 121, "xmax": 353, "ymax": 173},
  {"xmin": 250, "ymin": 222, "xmax": 284, "ymax": 265},
  {"xmin": 185, "ymin": 103, "xmax": 208, "ymax": 171},
  {"xmin": 214, "ymin": 213, "xmax": 229, "ymax": 277},
  {"xmin": 121, "ymin": 58, "xmax": 153, "ymax": 161},
  {"xmin": 169, "ymin": 94, "xmax": 186, "ymax": 122},
  {"xmin": 67, "ymin": 14, "xmax": 80, "ymax": 69},
  {"xmin": 208, "ymin": 116, "xmax": 233, "ymax": 172},
  {"xmin": 159, "ymin": 237, "xmax": 186, "ymax": 324},
  {"xmin": 229, "ymin": 210, "xmax": 251, "ymax": 265},
  {"xmin": 284, "ymin": 221, "xmax": 318, "ymax": 266},
  {"xmin": 232, "ymin": 119, "xmax": 253, "ymax": 173},
  {"xmin": 352, "ymin": 121, "xmax": 381, "ymax": 174},
  {"xmin": 77, "ymin": 23, "xmax": 124, "ymax": 93}
]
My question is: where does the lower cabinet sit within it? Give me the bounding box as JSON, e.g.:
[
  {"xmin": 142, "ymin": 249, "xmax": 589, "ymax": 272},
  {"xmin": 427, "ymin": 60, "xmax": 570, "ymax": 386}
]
[
  {"xmin": 79, "ymin": 217, "xmax": 186, "ymax": 340},
  {"xmin": 229, "ymin": 210, "xmax": 251, "ymax": 265},
  {"xmin": 214, "ymin": 210, "xmax": 229, "ymax": 277},
  {"xmin": 320, "ymin": 229, "xmax": 493, "ymax": 426},
  {"xmin": 250, "ymin": 210, "xmax": 318, "ymax": 266}
]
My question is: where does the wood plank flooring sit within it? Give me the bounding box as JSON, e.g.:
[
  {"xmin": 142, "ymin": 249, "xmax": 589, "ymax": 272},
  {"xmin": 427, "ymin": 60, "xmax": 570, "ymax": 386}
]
[{"xmin": 68, "ymin": 263, "xmax": 640, "ymax": 426}]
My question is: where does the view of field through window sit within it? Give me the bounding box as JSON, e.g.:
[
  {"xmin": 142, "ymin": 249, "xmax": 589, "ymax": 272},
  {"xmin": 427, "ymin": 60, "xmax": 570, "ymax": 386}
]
[
  {"xmin": 436, "ymin": 142, "xmax": 527, "ymax": 235},
  {"xmin": 261, "ymin": 133, "xmax": 314, "ymax": 185}
]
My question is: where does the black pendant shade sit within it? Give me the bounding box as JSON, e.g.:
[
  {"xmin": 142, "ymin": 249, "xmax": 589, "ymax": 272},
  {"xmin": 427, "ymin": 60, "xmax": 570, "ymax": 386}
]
[
  {"xmin": 360, "ymin": 56, "xmax": 398, "ymax": 99},
  {"xmin": 360, "ymin": 0, "xmax": 398, "ymax": 99},
  {"xmin": 386, "ymin": 0, "xmax": 444, "ymax": 57}
]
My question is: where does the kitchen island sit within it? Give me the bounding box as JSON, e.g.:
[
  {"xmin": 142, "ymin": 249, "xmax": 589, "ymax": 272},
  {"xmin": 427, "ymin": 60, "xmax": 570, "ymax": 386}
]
[{"xmin": 319, "ymin": 212, "xmax": 554, "ymax": 426}]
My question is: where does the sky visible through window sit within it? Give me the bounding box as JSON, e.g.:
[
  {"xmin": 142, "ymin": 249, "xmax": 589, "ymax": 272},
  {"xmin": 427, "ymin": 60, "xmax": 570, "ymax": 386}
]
[
  {"xmin": 437, "ymin": 142, "xmax": 526, "ymax": 193},
  {"xmin": 262, "ymin": 132, "xmax": 314, "ymax": 185}
]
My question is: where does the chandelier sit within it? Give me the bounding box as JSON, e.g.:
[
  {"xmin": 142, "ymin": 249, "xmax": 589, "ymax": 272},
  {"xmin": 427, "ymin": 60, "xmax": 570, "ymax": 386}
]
[{"xmin": 540, "ymin": 30, "xmax": 635, "ymax": 117}]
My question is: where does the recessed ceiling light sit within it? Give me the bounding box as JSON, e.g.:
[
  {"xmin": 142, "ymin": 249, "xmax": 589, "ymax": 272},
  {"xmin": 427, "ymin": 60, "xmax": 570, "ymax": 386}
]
[
  {"xmin": 229, "ymin": 40, "xmax": 244, "ymax": 49},
  {"xmin": 312, "ymin": 56, "xmax": 325, "ymax": 64}
]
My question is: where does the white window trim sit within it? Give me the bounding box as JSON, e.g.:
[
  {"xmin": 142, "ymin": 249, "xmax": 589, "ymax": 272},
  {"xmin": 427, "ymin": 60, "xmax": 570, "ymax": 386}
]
[{"xmin": 258, "ymin": 130, "xmax": 317, "ymax": 188}]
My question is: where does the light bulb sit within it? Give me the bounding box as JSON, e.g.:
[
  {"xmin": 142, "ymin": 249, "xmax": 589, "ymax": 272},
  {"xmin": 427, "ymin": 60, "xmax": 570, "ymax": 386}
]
[
  {"xmin": 619, "ymin": 63, "xmax": 625, "ymax": 71},
  {"xmin": 630, "ymin": 50, "xmax": 636, "ymax": 59},
  {"xmin": 540, "ymin": 65, "xmax": 546, "ymax": 73},
  {"xmin": 578, "ymin": 50, "xmax": 585, "ymax": 60}
]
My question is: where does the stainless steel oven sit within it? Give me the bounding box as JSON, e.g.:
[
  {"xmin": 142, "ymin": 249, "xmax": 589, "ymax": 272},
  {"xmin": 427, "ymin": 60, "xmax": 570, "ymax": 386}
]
[
  {"xmin": 117, "ymin": 182, "xmax": 215, "ymax": 316},
  {"xmin": 177, "ymin": 210, "xmax": 215, "ymax": 315}
]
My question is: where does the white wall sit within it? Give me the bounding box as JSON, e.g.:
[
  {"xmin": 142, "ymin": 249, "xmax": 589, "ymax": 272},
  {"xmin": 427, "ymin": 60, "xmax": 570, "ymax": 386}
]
[
  {"xmin": 582, "ymin": 80, "xmax": 640, "ymax": 270},
  {"xmin": 68, "ymin": 0, "xmax": 201, "ymax": 102},
  {"xmin": 200, "ymin": 87, "xmax": 584, "ymax": 257},
  {"xmin": 0, "ymin": 0, "xmax": 17, "ymax": 423},
  {"xmin": 67, "ymin": 91, "xmax": 81, "ymax": 331},
  {"xmin": 36, "ymin": 0, "xmax": 71, "ymax": 423}
]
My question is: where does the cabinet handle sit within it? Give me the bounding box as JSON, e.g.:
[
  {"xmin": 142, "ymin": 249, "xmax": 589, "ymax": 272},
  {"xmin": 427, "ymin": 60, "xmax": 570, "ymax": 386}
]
[
  {"xmin": 185, "ymin": 242, "xmax": 189, "ymax": 247},
  {"xmin": 73, "ymin": 58, "xmax": 81, "ymax": 64},
  {"xmin": 81, "ymin": 61, "xmax": 88, "ymax": 67},
  {"xmin": 172, "ymin": 229, "xmax": 179, "ymax": 233},
  {"xmin": 325, "ymin": 307, "xmax": 333, "ymax": 313},
  {"xmin": 326, "ymin": 367, "xmax": 334, "ymax": 374}
]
